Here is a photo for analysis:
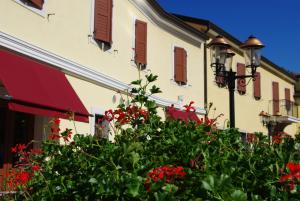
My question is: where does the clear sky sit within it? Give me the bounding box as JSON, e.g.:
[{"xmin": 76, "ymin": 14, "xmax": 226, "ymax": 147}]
[{"xmin": 157, "ymin": 0, "xmax": 300, "ymax": 73}]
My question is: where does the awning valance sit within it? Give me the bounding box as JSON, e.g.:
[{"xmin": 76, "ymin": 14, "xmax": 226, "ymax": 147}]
[
  {"xmin": 0, "ymin": 49, "xmax": 89, "ymax": 122},
  {"xmin": 166, "ymin": 106, "xmax": 200, "ymax": 123}
]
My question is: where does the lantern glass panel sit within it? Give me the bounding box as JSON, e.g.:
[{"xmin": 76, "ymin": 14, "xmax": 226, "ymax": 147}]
[
  {"xmin": 225, "ymin": 54, "xmax": 233, "ymax": 71},
  {"xmin": 210, "ymin": 46, "xmax": 227, "ymax": 66},
  {"xmin": 244, "ymin": 48, "xmax": 262, "ymax": 67}
]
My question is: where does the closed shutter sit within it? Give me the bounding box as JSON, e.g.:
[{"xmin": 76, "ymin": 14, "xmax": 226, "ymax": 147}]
[
  {"xmin": 216, "ymin": 74, "xmax": 225, "ymax": 87},
  {"xmin": 29, "ymin": 0, "xmax": 44, "ymax": 9},
  {"xmin": 174, "ymin": 47, "xmax": 187, "ymax": 84},
  {"xmin": 253, "ymin": 72, "xmax": 261, "ymax": 99},
  {"xmin": 285, "ymin": 88, "xmax": 291, "ymax": 110},
  {"xmin": 94, "ymin": 0, "xmax": 113, "ymax": 43},
  {"xmin": 237, "ymin": 63, "xmax": 246, "ymax": 94},
  {"xmin": 272, "ymin": 82, "xmax": 279, "ymax": 115},
  {"xmin": 135, "ymin": 20, "xmax": 147, "ymax": 65}
]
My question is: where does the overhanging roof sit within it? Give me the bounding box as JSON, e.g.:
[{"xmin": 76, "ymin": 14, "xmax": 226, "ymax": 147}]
[{"xmin": 174, "ymin": 14, "xmax": 296, "ymax": 82}]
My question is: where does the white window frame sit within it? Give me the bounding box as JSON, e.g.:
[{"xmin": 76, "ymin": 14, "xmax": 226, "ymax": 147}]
[
  {"xmin": 90, "ymin": 107, "xmax": 112, "ymax": 140},
  {"xmin": 13, "ymin": 0, "xmax": 48, "ymax": 17},
  {"xmin": 170, "ymin": 44, "xmax": 191, "ymax": 88}
]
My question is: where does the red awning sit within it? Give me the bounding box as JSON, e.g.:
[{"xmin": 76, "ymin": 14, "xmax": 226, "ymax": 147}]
[
  {"xmin": 0, "ymin": 49, "xmax": 89, "ymax": 122},
  {"xmin": 166, "ymin": 106, "xmax": 200, "ymax": 123}
]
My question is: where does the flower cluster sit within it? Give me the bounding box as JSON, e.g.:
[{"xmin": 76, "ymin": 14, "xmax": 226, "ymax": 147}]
[
  {"xmin": 144, "ymin": 165, "xmax": 186, "ymax": 192},
  {"xmin": 6, "ymin": 145, "xmax": 42, "ymax": 191},
  {"xmin": 98, "ymin": 105, "xmax": 149, "ymax": 127},
  {"xmin": 280, "ymin": 162, "xmax": 300, "ymax": 191},
  {"xmin": 48, "ymin": 118, "xmax": 73, "ymax": 142}
]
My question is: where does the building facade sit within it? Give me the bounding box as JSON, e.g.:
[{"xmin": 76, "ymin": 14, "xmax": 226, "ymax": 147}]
[
  {"xmin": 176, "ymin": 14, "xmax": 300, "ymax": 137},
  {"xmin": 0, "ymin": 0, "xmax": 208, "ymax": 168}
]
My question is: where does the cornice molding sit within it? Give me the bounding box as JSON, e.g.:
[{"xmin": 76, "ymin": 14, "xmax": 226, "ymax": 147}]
[{"xmin": 0, "ymin": 31, "xmax": 206, "ymax": 114}]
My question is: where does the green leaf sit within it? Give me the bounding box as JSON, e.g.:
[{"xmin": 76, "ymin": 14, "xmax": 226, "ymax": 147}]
[
  {"xmin": 131, "ymin": 79, "xmax": 142, "ymax": 85},
  {"xmin": 88, "ymin": 178, "xmax": 97, "ymax": 184},
  {"xmin": 202, "ymin": 180, "xmax": 213, "ymax": 191},
  {"xmin": 145, "ymin": 74, "xmax": 158, "ymax": 82},
  {"xmin": 230, "ymin": 190, "xmax": 247, "ymax": 201},
  {"xmin": 150, "ymin": 85, "xmax": 162, "ymax": 94},
  {"xmin": 131, "ymin": 88, "xmax": 138, "ymax": 94},
  {"xmin": 126, "ymin": 177, "xmax": 141, "ymax": 197}
]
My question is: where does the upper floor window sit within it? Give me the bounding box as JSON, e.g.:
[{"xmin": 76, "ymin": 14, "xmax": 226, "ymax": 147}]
[
  {"xmin": 94, "ymin": 0, "xmax": 113, "ymax": 44},
  {"xmin": 135, "ymin": 20, "xmax": 147, "ymax": 69},
  {"xmin": 174, "ymin": 47, "xmax": 187, "ymax": 85}
]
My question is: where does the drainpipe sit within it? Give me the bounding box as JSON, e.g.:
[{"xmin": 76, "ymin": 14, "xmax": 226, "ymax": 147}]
[{"xmin": 203, "ymin": 24, "xmax": 210, "ymax": 117}]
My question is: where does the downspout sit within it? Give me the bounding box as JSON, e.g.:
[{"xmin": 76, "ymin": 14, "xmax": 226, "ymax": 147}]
[{"xmin": 203, "ymin": 24, "xmax": 210, "ymax": 117}]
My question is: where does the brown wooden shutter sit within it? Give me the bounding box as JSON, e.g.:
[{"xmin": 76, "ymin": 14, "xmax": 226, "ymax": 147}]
[
  {"xmin": 253, "ymin": 72, "xmax": 261, "ymax": 99},
  {"xmin": 174, "ymin": 47, "xmax": 187, "ymax": 84},
  {"xmin": 237, "ymin": 63, "xmax": 246, "ymax": 94},
  {"xmin": 135, "ymin": 20, "xmax": 147, "ymax": 65},
  {"xmin": 216, "ymin": 74, "xmax": 225, "ymax": 87},
  {"xmin": 94, "ymin": 0, "xmax": 113, "ymax": 44},
  {"xmin": 272, "ymin": 82, "xmax": 279, "ymax": 115},
  {"xmin": 285, "ymin": 88, "xmax": 291, "ymax": 110},
  {"xmin": 29, "ymin": 0, "xmax": 44, "ymax": 9}
]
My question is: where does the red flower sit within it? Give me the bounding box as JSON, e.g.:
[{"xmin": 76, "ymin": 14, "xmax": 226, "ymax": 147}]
[
  {"xmin": 18, "ymin": 144, "xmax": 26, "ymax": 151},
  {"xmin": 54, "ymin": 118, "xmax": 60, "ymax": 125},
  {"xmin": 30, "ymin": 148, "xmax": 43, "ymax": 155},
  {"xmin": 280, "ymin": 162, "xmax": 300, "ymax": 191},
  {"xmin": 32, "ymin": 165, "xmax": 40, "ymax": 172},
  {"xmin": 104, "ymin": 109, "xmax": 114, "ymax": 122},
  {"xmin": 183, "ymin": 101, "xmax": 196, "ymax": 113},
  {"xmin": 11, "ymin": 146, "xmax": 17, "ymax": 153},
  {"xmin": 19, "ymin": 172, "xmax": 31, "ymax": 182},
  {"xmin": 48, "ymin": 134, "xmax": 61, "ymax": 140}
]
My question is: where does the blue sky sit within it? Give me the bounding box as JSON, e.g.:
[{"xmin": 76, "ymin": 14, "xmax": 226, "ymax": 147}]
[{"xmin": 157, "ymin": 0, "xmax": 300, "ymax": 73}]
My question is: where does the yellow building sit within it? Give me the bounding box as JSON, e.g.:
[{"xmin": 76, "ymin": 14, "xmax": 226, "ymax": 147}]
[
  {"xmin": 0, "ymin": 0, "xmax": 208, "ymax": 167},
  {"xmin": 176, "ymin": 14, "xmax": 300, "ymax": 137}
]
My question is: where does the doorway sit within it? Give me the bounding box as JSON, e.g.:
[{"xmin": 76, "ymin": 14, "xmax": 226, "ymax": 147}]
[{"xmin": 0, "ymin": 101, "xmax": 34, "ymax": 168}]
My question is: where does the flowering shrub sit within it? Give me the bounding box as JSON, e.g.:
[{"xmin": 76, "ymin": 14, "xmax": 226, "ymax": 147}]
[{"xmin": 4, "ymin": 73, "xmax": 300, "ymax": 200}]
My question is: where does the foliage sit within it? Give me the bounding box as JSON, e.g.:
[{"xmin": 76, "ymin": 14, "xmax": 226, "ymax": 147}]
[{"xmin": 4, "ymin": 74, "xmax": 300, "ymax": 201}]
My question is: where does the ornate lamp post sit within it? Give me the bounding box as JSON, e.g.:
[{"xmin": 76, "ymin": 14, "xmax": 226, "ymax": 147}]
[{"xmin": 209, "ymin": 35, "xmax": 264, "ymax": 128}]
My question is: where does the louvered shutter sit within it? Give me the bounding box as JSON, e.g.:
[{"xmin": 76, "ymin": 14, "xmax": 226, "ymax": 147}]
[
  {"xmin": 253, "ymin": 72, "xmax": 261, "ymax": 99},
  {"xmin": 94, "ymin": 0, "xmax": 113, "ymax": 43},
  {"xmin": 216, "ymin": 74, "xmax": 225, "ymax": 87},
  {"xmin": 135, "ymin": 20, "xmax": 147, "ymax": 65},
  {"xmin": 237, "ymin": 63, "xmax": 246, "ymax": 94},
  {"xmin": 29, "ymin": 0, "xmax": 44, "ymax": 9},
  {"xmin": 272, "ymin": 82, "xmax": 279, "ymax": 115},
  {"xmin": 174, "ymin": 47, "xmax": 187, "ymax": 84},
  {"xmin": 285, "ymin": 88, "xmax": 291, "ymax": 111}
]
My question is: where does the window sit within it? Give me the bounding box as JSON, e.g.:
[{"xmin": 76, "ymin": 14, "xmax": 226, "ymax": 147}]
[
  {"xmin": 174, "ymin": 47, "xmax": 187, "ymax": 85},
  {"xmin": 94, "ymin": 114, "xmax": 110, "ymax": 139},
  {"xmin": 94, "ymin": 0, "xmax": 113, "ymax": 44},
  {"xmin": 14, "ymin": 0, "xmax": 46, "ymax": 16},
  {"xmin": 135, "ymin": 20, "xmax": 147, "ymax": 69}
]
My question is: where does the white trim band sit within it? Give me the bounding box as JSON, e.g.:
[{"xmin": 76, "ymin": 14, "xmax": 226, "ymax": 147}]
[{"xmin": 0, "ymin": 31, "xmax": 206, "ymax": 115}]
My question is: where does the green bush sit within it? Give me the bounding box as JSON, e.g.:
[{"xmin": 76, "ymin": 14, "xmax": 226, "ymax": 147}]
[{"xmin": 6, "ymin": 74, "xmax": 300, "ymax": 201}]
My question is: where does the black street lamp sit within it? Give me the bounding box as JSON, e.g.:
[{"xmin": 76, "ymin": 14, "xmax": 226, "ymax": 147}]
[{"xmin": 209, "ymin": 35, "xmax": 264, "ymax": 128}]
